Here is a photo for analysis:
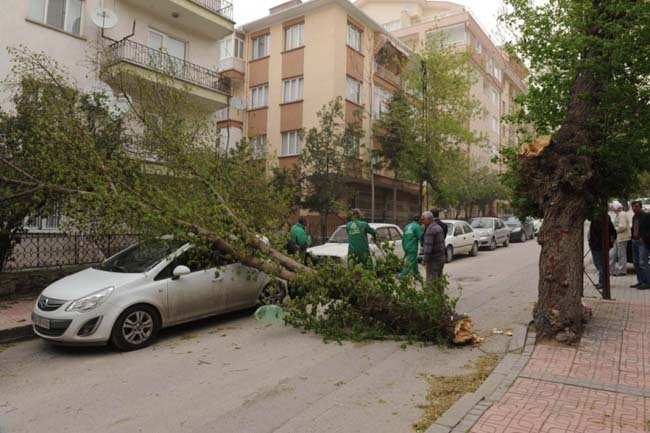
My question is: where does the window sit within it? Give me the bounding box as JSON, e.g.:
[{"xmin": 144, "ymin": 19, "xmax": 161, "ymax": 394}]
[
  {"xmin": 476, "ymin": 40, "xmax": 482, "ymax": 54},
  {"xmin": 282, "ymin": 77, "xmax": 304, "ymax": 103},
  {"xmin": 284, "ymin": 23, "xmax": 304, "ymax": 51},
  {"xmin": 29, "ymin": 0, "xmax": 82, "ymax": 35},
  {"xmin": 491, "ymin": 116, "xmax": 499, "ymax": 133},
  {"xmin": 252, "ymin": 34, "xmax": 270, "ymax": 59},
  {"xmin": 373, "ymin": 86, "xmax": 392, "ymax": 119},
  {"xmin": 491, "ymin": 89, "xmax": 499, "ymax": 106},
  {"xmin": 463, "ymin": 223, "xmax": 473, "ymax": 234},
  {"xmin": 389, "ymin": 228, "xmax": 402, "ymax": 241},
  {"xmin": 454, "ymin": 223, "xmax": 464, "ymax": 236},
  {"xmin": 346, "ymin": 76, "xmax": 362, "ymax": 104},
  {"xmin": 376, "ymin": 228, "xmax": 391, "ymax": 243},
  {"xmin": 347, "ymin": 24, "xmax": 362, "ymax": 51},
  {"xmin": 219, "ymin": 35, "xmax": 244, "ymax": 60},
  {"xmin": 250, "ymin": 85, "xmax": 268, "ymax": 109},
  {"xmin": 382, "ymin": 20, "xmax": 401, "ymax": 32},
  {"xmin": 427, "ymin": 24, "xmax": 467, "ymax": 47},
  {"xmin": 250, "ymin": 135, "xmax": 267, "ymax": 159},
  {"xmin": 281, "ymin": 130, "xmax": 302, "ymax": 156},
  {"xmin": 345, "ymin": 137, "xmax": 360, "ymax": 157}
]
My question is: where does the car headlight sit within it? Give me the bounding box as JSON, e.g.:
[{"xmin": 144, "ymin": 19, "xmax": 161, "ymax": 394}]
[{"xmin": 66, "ymin": 286, "xmax": 114, "ymax": 312}]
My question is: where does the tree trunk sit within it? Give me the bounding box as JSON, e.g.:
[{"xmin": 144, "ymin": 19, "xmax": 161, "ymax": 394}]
[{"xmin": 321, "ymin": 211, "xmax": 328, "ymax": 245}]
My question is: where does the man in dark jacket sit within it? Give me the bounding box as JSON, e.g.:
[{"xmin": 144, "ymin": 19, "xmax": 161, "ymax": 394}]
[
  {"xmin": 422, "ymin": 211, "xmax": 446, "ymax": 286},
  {"xmin": 630, "ymin": 201, "xmax": 650, "ymax": 289},
  {"xmin": 588, "ymin": 213, "xmax": 616, "ymax": 290},
  {"xmin": 430, "ymin": 208, "xmax": 448, "ymax": 238}
]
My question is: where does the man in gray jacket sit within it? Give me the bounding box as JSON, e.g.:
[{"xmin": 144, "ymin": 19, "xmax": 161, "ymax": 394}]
[{"xmin": 422, "ymin": 211, "xmax": 446, "ymax": 286}]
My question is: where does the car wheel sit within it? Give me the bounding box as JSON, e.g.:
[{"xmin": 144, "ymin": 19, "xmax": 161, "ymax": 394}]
[
  {"xmin": 521, "ymin": 232, "xmax": 527, "ymax": 242},
  {"xmin": 503, "ymin": 236, "xmax": 510, "ymax": 247},
  {"xmin": 469, "ymin": 242, "xmax": 479, "ymax": 256},
  {"xmin": 258, "ymin": 281, "xmax": 287, "ymax": 305},
  {"xmin": 446, "ymin": 245, "xmax": 454, "ymax": 263},
  {"xmin": 490, "ymin": 238, "xmax": 497, "ymax": 251},
  {"xmin": 110, "ymin": 304, "xmax": 160, "ymax": 352}
]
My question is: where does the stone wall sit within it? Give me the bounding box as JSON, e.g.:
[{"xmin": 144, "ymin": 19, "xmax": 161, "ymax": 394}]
[{"xmin": 0, "ymin": 266, "xmax": 87, "ymax": 298}]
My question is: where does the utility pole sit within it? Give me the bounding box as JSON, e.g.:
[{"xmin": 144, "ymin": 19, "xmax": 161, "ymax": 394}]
[{"xmin": 420, "ymin": 59, "xmax": 428, "ymax": 212}]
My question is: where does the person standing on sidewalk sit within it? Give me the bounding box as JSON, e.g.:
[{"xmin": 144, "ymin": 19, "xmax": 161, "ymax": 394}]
[
  {"xmin": 630, "ymin": 200, "xmax": 650, "ymax": 289},
  {"xmin": 610, "ymin": 201, "xmax": 630, "ymax": 276},
  {"xmin": 430, "ymin": 208, "xmax": 448, "ymax": 238},
  {"xmin": 345, "ymin": 209, "xmax": 377, "ymax": 269},
  {"xmin": 290, "ymin": 217, "xmax": 312, "ymax": 265},
  {"xmin": 400, "ymin": 215, "xmax": 424, "ymax": 280},
  {"xmin": 421, "ymin": 211, "xmax": 445, "ymax": 285},
  {"xmin": 588, "ymin": 213, "xmax": 616, "ymax": 290}
]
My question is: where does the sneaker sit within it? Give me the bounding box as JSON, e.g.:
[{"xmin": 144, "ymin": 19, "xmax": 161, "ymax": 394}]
[{"xmin": 631, "ymin": 283, "xmax": 642, "ymax": 288}]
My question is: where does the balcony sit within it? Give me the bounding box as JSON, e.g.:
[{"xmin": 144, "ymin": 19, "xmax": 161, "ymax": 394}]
[
  {"xmin": 121, "ymin": 0, "xmax": 234, "ymax": 39},
  {"xmin": 103, "ymin": 39, "xmax": 230, "ymax": 111},
  {"xmin": 375, "ymin": 63, "xmax": 402, "ymax": 88},
  {"xmin": 218, "ymin": 57, "xmax": 245, "ymax": 78}
]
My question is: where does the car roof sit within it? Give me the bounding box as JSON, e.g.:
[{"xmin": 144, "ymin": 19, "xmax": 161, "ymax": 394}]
[
  {"xmin": 336, "ymin": 223, "xmax": 399, "ymax": 229},
  {"xmin": 441, "ymin": 220, "xmax": 468, "ymax": 224}
]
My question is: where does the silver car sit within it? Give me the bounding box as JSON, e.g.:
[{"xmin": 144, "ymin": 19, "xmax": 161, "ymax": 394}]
[{"xmin": 468, "ymin": 217, "xmax": 510, "ymax": 250}]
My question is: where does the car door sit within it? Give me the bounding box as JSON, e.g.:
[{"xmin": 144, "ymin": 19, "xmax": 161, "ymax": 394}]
[
  {"xmin": 495, "ymin": 219, "xmax": 508, "ymax": 242},
  {"xmin": 453, "ymin": 223, "xmax": 469, "ymax": 253},
  {"xmin": 389, "ymin": 227, "xmax": 404, "ymax": 257},
  {"xmin": 373, "ymin": 227, "xmax": 392, "ymax": 259},
  {"xmin": 221, "ymin": 262, "xmax": 264, "ymax": 311},
  {"xmin": 463, "ymin": 223, "xmax": 477, "ymax": 246}
]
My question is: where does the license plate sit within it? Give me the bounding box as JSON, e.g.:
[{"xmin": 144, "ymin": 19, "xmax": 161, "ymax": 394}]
[{"xmin": 33, "ymin": 315, "xmax": 50, "ymax": 330}]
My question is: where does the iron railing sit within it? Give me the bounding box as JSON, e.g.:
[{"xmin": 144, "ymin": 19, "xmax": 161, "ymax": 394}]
[
  {"xmin": 191, "ymin": 0, "xmax": 233, "ymax": 20},
  {"xmin": 4, "ymin": 233, "xmax": 140, "ymax": 271},
  {"xmin": 107, "ymin": 39, "xmax": 231, "ymax": 95}
]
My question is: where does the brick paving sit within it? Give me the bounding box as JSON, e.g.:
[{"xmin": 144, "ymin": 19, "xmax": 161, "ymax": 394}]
[{"xmin": 0, "ymin": 298, "xmax": 34, "ymax": 331}]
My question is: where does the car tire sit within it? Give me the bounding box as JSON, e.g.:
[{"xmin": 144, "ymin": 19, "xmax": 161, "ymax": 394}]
[
  {"xmin": 446, "ymin": 245, "xmax": 454, "ymax": 263},
  {"xmin": 110, "ymin": 304, "xmax": 160, "ymax": 352},
  {"xmin": 469, "ymin": 242, "xmax": 479, "ymax": 257},
  {"xmin": 503, "ymin": 236, "xmax": 510, "ymax": 247},
  {"xmin": 258, "ymin": 281, "xmax": 287, "ymax": 305},
  {"xmin": 490, "ymin": 238, "xmax": 497, "ymax": 251}
]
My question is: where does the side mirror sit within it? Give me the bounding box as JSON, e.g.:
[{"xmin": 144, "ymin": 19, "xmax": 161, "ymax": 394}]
[{"xmin": 172, "ymin": 265, "xmax": 191, "ymax": 280}]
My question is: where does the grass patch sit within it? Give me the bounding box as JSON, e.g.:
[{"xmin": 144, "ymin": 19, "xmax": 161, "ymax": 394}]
[{"xmin": 413, "ymin": 354, "xmax": 499, "ymax": 432}]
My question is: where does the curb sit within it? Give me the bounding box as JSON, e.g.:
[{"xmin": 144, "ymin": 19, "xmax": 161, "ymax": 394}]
[
  {"xmin": 425, "ymin": 323, "xmax": 536, "ymax": 433},
  {"xmin": 0, "ymin": 324, "xmax": 35, "ymax": 344}
]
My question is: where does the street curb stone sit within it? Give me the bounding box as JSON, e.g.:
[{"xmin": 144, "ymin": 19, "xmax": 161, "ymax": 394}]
[
  {"xmin": 424, "ymin": 324, "xmax": 535, "ymax": 433},
  {"xmin": 0, "ymin": 324, "xmax": 34, "ymax": 344}
]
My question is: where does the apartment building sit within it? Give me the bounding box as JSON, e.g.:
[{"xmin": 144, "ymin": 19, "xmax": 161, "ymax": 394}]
[
  {"xmin": 216, "ymin": 0, "xmax": 420, "ymax": 234},
  {"xmin": 355, "ymin": 0, "xmax": 528, "ymax": 168},
  {"xmin": 0, "ymin": 0, "xmax": 234, "ymax": 231}
]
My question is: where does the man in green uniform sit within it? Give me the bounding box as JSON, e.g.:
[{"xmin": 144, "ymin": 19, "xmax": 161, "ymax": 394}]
[
  {"xmin": 290, "ymin": 217, "xmax": 311, "ymax": 264},
  {"xmin": 345, "ymin": 209, "xmax": 377, "ymax": 269},
  {"xmin": 400, "ymin": 214, "xmax": 424, "ymax": 280}
]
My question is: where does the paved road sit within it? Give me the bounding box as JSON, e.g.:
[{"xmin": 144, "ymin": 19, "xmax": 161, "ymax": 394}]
[{"xmin": 0, "ymin": 240, "xmax": 540, "ymax": 433}]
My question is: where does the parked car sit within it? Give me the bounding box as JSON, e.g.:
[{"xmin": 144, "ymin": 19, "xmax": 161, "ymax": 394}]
[
  {"xmin": 504, "ymin": 216, "xmax": 535, "ymax": 242},
  {"xmin": 307, "ymin": 223, "xmax": 405, "ymax": 266},
  {"xmin": 531, "ymin": 218, "xmax": 543, "ymax": 236},
  {"xmin": 468, "ymin": 217, "xmax": 510, "ymax": 250},
  {"xmin": 31, "ymin": 239, "xmax": 285, "ymax": 351},
  {"xmin": 441, "ymin": 220, "xmax": 480, "ymax": 262}
]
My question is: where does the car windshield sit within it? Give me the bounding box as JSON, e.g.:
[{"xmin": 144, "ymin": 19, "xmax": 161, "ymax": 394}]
[
  {"xmin": 446, "ymin": 223, "xmax": 453, "ymax": 235},
  {"xmin": 469, "ymin": 218, "xmax": 493, "ymax": 229},
  {"xmin": 329, "ymin": 227, "xmax": 348, "ymax": 243},
  {"xmin": 95, "ymin": 239, "xmax": 184, "ymax": 273},
  {"xmin": 504, "ymin": 217, "xmax": 521, "ymax": 227}
]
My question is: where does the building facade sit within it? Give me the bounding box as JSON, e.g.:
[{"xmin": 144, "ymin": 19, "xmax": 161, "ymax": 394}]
[
  {"xmin": 355, "ymin": 0, "xmax": 528, "ymax": 168},
  {"xmin": 217, "ymin": 0, "xmax": 421, "ymax": 238},
  {"xmin": 0, "ymin": 0, "xmax": 235, "ymax": 231}
]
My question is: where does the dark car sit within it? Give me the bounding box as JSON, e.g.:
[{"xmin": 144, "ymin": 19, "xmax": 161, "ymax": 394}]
[{"xmin": 503, "ymin": 216, "xmax": 535, "ymax": 242}]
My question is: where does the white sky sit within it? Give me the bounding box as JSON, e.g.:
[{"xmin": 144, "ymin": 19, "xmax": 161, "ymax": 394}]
[{"xmin": 233, "ymin": 0, "xmax": 506, "ymax": 40}]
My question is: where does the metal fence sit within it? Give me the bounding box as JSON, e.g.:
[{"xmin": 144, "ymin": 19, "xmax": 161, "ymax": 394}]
[
  {"xmin": 107, "ymin": 39, "xmax": 231, "ymax": 95},
  {"xmin": 4, "ymin": 233, "xmax": 140, "ymax": 271}
]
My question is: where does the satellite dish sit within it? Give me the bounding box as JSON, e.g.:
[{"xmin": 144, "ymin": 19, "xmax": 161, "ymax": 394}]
[
  {"xmin": 231, "ymin": 96, "xmax": 246, "ymax": 111},
  {"xmin": 91, "ymin": 8, "xmax": 118, "ymax": 29}
]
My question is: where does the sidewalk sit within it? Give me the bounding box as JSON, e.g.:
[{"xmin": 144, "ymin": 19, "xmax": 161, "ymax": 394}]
[
  {"xmin": 0, "ymin": 297, "xmax": 35, "ymax": 343},
  {"xmin": 427, "ymin": 266, "xmax": 650, "ymax": 433}
]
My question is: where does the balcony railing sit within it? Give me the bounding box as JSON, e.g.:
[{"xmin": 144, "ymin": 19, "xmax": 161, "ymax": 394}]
[
  {"xmin": 375, "ymin": 63, "xmax": 402, "ymax": 87},
  {"xmin": 107, "ymin": 39, "xmax": 230, "ymax": 95},
  {"xmin": 191, "ymin": 0, "xmax": 233, "ymax": 20}
]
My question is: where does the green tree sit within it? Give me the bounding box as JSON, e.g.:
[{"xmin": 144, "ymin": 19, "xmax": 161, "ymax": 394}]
[
  {"xmin": 502, "ymin": 0, "xmax": 650, "ymax": 339},
  {"xmin": 301, "ymin": 97, "xmax": 364, "ymax": 242},
  {"xmin": 372, "ymin": 89, "xmax": 417, "ymax": 174}
]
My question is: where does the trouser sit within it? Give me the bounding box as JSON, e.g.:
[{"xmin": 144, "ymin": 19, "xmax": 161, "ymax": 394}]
[
  {"xmin": 400, "ymin": 251, "xmax": 421, "ymax": 280},
  {"xmin": 349, "ymin": 252, "xmax": 373, "ymax": 270},
  {"xmin": 631, "ymin": 240, "xmax": 650, "ymax": 285},
  {"xmin": 609, "ymin": 240, "xmax": 628, "ymax": 275},
  {"xmin": 591, "ymin": 248, "xmax": 606, "ymax": 288},
  {"xmin": 425, "ymin": 255, "xmax": 445, "ymax": 285}
]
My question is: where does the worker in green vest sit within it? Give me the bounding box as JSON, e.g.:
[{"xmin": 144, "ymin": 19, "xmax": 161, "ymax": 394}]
[
  {"xmin": 400, "ymin": 214, "xmax": 424, "ymax": 280},
  {"xmin": 290, "ymin": 217, "xmax": 311, "ymax": 264},
  {"xmin": 345, "ymin": 209, "xmax": 377, "ymax": 269}
]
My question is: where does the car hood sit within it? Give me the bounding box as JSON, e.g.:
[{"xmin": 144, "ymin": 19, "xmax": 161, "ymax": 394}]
[
  {"xmin": 472, "ymin": 228, "xmax": 493, "ymax": 235},
  {"xmin": 41, "ymin": 268, "xmax": 145, "ymax": 301},
  {"xmin": 307, "ymin": 243, "xmax": 349, "ymax": 258}
]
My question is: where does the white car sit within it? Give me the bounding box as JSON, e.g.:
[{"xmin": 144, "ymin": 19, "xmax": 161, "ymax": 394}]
[
  {"xmin": 441, "ymin": 220, "xmax": 480, "ymax": 262},
  {"xmin": 307, "ymin": 223, "xmax": 405, "ymax": 265},
  {"xmin": 31, "ymin": 239, "xmax": 285, "ymax": 351},
  {"xmin": 468, "ymin": 217, "xmax": 511, "ymax": 250}
]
